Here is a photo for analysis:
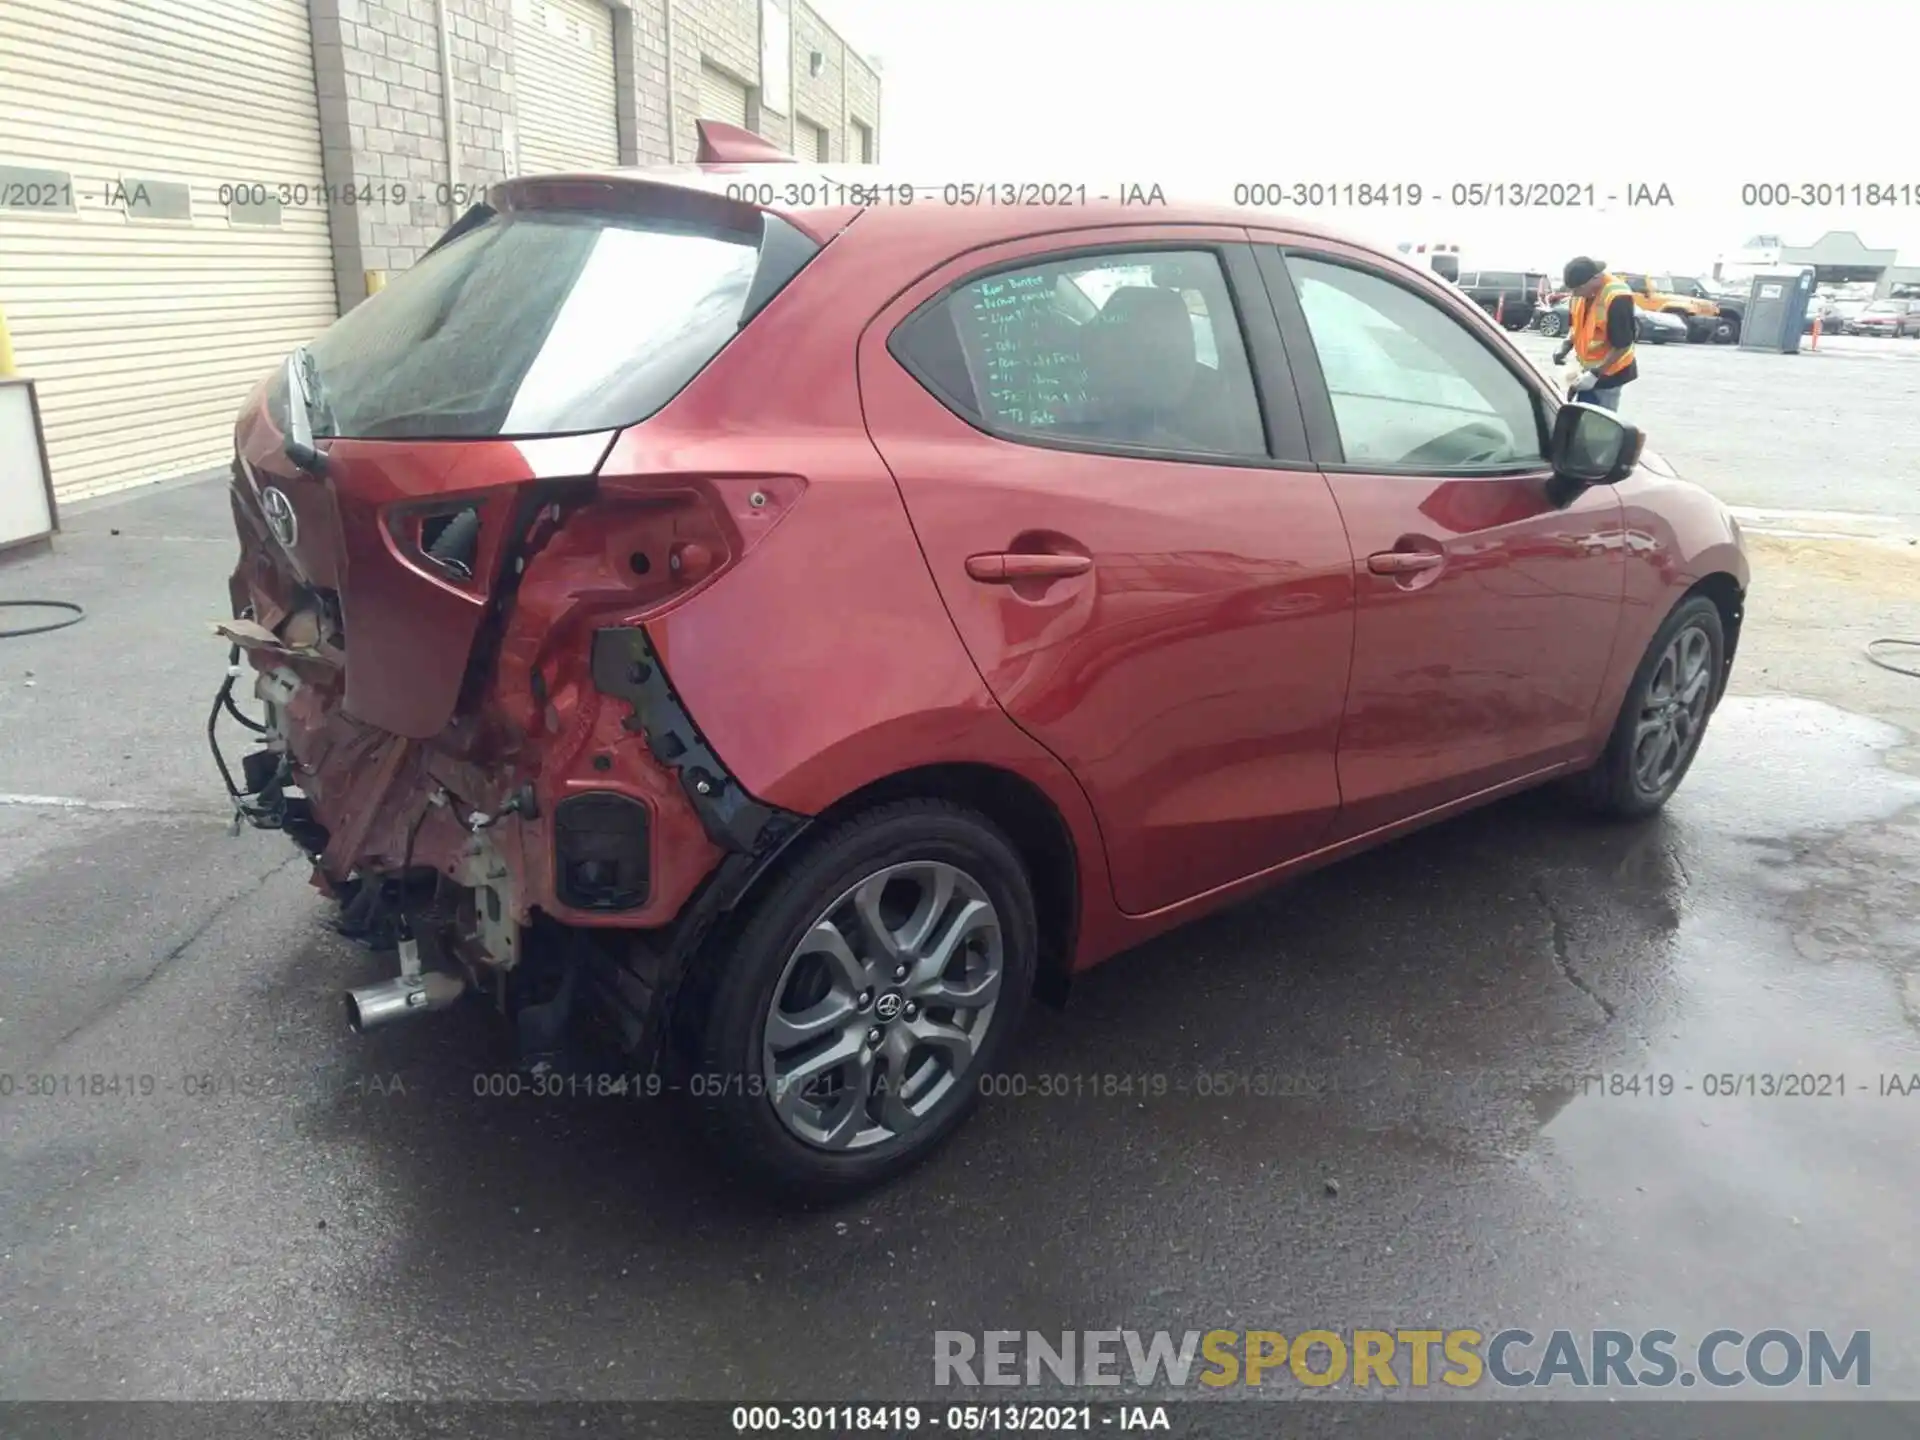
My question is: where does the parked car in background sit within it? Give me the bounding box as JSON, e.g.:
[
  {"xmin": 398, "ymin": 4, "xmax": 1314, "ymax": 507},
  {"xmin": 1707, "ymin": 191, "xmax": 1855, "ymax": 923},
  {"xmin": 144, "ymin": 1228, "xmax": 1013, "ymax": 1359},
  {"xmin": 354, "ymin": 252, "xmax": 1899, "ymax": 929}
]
[
  {"xmin": 1803, "ymin": 297, "xmax": 1852, "ymax": 334},
  {"xmin": 1455, "ymin": 269, "xmax": 1550, "ymax": 330},
  {"xmin": 1534, "ymin": 299, "xmax": 1685, "ymax": 344},
  {"xmin": 1636, "ymin": 309, "xmax": 1690, "ymax": 345},
  {"xmin": 1847, "ymin": 299, "xmax": 1920, "ymax": 337},
  {"xmin": 1669, "ymin": 276, "xmax": 1741, "ymax": 344},
  {"xmin": 215, "ymin": 135, "xmax": 1749, "ymax": 1196},
  {"xmin": 1824, "ymin": 299, "xmax": 1870, "ymax": 333},
  {"xmin": 1617, "ymin": 273, "xmax": 1721, "ymax": 343}
]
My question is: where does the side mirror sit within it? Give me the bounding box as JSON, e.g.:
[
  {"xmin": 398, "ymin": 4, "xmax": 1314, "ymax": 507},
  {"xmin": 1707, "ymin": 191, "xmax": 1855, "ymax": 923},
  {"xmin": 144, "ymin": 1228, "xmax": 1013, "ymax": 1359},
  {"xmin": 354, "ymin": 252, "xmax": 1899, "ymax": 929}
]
[{"xmin": 1548, "ymin": 402, "xmax": 1643, "ymax": 501}]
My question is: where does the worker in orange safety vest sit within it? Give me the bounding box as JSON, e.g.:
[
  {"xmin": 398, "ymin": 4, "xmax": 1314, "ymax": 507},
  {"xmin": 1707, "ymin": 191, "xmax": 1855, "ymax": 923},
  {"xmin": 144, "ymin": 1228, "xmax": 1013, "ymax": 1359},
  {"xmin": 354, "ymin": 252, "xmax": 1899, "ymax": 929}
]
[{"xmin": 1550, "ymin": 256, "xmax": 1637, "ymax": 412}]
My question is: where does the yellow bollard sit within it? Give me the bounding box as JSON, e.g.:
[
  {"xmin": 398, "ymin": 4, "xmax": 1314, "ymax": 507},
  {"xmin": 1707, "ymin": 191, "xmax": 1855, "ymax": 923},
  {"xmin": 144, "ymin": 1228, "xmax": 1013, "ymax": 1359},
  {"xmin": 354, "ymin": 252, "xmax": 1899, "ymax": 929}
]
[
  {"xmin": 0, "ymin": 302, "xmax": 17, "ymax": 378},
  {"xmin": 364, "ymin": 269, "xmax": 388, "ymax": 297}
]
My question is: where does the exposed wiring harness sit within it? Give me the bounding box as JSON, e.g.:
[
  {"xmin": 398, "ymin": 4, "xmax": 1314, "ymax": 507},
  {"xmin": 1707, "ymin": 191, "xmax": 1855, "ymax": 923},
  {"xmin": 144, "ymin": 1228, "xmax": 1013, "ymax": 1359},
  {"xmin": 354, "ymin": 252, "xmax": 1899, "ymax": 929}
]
[
  {"xmin": 1866, "ymin": 638, "xmax": 1920, "ymax": 680},
  {"xmin": 207, "ymin": 642, "xmax": 272, "ymax": 806},
  {"xmin": 0, "ymin": 599, "xmax": 84, "ymax": 638}
]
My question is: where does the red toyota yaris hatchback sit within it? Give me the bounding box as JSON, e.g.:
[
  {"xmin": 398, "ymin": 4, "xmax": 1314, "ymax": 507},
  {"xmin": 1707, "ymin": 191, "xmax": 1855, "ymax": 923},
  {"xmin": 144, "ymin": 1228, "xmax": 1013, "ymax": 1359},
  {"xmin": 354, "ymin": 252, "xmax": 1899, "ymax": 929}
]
[{"xmin": 215, "ymin": 126, "xmax": 1747, "ymax": 1198}]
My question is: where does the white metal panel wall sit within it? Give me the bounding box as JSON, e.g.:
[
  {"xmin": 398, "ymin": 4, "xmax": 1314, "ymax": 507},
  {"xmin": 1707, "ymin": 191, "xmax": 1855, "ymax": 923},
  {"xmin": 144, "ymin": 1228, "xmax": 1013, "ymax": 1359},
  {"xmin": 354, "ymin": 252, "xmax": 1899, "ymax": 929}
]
[
  {"xmin": 698, "ymin": 64, "xmax": 751, "ymax": 128},
  {"xmin": 512, "ymin": 0, "xmax": 621, "ymax": 174},
  {"xmin": 0, "ymin": 0, "xmax": 339, "ymax": 500}
]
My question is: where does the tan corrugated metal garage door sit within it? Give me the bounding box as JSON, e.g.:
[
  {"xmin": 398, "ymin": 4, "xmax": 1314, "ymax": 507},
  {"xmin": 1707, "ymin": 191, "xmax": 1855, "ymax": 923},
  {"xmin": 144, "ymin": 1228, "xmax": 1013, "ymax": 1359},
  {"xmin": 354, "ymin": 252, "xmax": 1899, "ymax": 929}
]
[
  {"xmin": 0, "ymin": 0, "xmax": 338, "ymax": 501},
  {"xmin": 512, "ymin": 0, "xmax": 620, "ymax": 175},
  {"xmin": 698, "ymin": 63, "xmax": 751, "ymax": 128}
]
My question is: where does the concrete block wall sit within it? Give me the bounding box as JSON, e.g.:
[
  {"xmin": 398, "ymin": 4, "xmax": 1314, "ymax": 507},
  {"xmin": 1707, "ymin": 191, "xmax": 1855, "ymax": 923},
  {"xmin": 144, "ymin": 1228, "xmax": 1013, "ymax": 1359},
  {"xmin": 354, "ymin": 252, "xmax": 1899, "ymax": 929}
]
[
  {"xmin": 308, "ymin": 0, "xmax": 514, "ymax": 314},
  {"xmin": 309, "ymin": 0, "xmax": 879, "ymax": 311}
]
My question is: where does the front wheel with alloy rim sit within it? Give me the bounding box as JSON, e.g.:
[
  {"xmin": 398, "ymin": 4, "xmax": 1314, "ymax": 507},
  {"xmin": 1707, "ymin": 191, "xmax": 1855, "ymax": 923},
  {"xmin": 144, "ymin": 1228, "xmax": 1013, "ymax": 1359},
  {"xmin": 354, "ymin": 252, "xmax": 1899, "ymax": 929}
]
[
  {"xmin": 1577, "ymin": 595, "xmax": 1726, "ymax": 818},
  {"xmin": 687, "ymin": 800, "xmax": 1036, "ymax": 1200}
]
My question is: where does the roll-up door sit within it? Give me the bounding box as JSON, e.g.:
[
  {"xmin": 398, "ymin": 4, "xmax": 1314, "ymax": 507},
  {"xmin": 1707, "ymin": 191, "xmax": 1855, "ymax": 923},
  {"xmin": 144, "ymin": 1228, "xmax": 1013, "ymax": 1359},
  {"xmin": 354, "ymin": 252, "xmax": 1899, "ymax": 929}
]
[
  {"xmin": 512, "ymin": 0, "xmax": 621, "ymax": 175},
  {"xmin": 0, "ymin": 0, "xmax": 338, "ymax": 501},
  {"xmin": 698, "ymin": 63, "xmax": 751, "ymax": 128}
]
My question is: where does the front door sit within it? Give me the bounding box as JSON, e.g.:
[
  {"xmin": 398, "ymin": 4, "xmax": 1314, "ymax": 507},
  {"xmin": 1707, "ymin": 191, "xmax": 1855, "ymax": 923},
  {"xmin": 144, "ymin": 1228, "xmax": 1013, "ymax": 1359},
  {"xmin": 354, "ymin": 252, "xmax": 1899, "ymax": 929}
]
[
  {"xmin": 1253, "ymin": 239, "xmax": 1628, "ymax": 839},
  {"xmin": 859, "ymin": 228, "xmax": 1355, "ymax": 916}
]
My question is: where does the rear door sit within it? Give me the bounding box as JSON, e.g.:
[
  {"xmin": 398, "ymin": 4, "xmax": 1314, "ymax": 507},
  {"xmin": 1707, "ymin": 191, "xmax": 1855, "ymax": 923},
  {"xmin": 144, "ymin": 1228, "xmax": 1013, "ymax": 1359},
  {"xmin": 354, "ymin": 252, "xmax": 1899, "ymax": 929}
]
[
  {"xmin": 1250, "ymin": 235, "xmax": 1626, "ymax": 838},
  {"xmin": 859, "ymin": 227, "xmax": 1355, "ymax": 916}
]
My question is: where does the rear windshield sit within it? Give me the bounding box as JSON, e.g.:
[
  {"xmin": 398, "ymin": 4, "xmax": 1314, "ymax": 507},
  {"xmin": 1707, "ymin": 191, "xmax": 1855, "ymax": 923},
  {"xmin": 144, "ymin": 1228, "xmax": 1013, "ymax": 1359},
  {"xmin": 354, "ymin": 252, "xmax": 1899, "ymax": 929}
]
[{"xmin": 285, "ymin": 208, "xmax": 800, "ymax": 440}]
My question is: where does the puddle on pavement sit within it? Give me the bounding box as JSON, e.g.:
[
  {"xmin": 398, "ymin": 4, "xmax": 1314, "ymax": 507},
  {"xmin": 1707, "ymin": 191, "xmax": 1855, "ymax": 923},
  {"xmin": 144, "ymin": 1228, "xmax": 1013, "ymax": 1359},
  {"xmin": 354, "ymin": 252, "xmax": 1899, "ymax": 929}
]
[{"xmin": 1525, "ymin": 696, "xmax": 1920, "ymax": 1340}]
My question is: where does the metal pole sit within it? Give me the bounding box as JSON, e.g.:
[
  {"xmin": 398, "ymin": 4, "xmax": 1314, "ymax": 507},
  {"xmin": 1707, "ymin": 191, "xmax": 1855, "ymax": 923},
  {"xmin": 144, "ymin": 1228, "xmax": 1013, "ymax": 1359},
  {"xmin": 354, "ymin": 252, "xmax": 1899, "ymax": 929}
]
[
  {"xmin": 435, "ymin": 0, "xmax": 461, "ymax": 207},
  {"xmin": 663, "ymin": 0, "xmax": 679, "ymax": 163}
]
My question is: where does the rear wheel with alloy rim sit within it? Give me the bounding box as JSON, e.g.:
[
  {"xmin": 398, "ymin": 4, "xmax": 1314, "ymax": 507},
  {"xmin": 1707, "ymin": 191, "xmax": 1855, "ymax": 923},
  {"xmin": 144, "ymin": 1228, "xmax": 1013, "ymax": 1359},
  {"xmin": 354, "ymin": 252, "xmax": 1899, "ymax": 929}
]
[
  {"xmin": 1577, "ymin": 595, "xmax": 1725, "ymax": 818},
  {"xmin": 688, "ymin": 800, "xmax": 1036, "ymax": 1199}
]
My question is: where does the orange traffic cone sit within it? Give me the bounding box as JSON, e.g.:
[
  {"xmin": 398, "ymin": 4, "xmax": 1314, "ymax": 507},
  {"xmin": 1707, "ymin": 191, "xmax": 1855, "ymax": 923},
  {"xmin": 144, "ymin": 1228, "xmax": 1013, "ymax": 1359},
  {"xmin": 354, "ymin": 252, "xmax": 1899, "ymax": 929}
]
[
  {"xmin": 1495, "ymin": 293, "xmax": 1506, "ymax": 327},
  {"xmin": 1810, "ymin": 311, "xmax": 1822, "ymax": 350}
]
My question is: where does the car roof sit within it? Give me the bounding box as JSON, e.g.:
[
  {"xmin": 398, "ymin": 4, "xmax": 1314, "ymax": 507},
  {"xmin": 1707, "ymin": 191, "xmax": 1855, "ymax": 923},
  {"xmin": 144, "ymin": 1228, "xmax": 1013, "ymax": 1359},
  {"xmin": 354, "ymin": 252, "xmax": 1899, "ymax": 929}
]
[{"xmin": 487, "ymin": 162, "xmax": 1423, "ymax": 271}]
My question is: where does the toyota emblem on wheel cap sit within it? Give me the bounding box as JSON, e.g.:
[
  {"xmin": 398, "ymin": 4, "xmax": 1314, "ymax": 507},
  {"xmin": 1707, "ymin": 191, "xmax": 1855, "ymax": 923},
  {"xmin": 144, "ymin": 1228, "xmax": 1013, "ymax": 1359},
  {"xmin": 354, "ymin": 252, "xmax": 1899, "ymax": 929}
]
[
  {"xmin": 873, "ymin": 992, "xmax": 904, "ymax": 1021},
  {"xmin": 260, "ymin": 486, "xmax": 298, "ymax": 548}
]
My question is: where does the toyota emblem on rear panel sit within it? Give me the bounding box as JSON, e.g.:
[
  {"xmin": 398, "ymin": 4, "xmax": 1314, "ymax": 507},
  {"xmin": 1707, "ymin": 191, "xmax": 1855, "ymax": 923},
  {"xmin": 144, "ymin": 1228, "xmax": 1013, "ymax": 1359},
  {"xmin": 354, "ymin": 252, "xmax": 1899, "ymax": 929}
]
[{"xmin": 260, "ymin": 487, "xmax": 298, "ymax": 548}]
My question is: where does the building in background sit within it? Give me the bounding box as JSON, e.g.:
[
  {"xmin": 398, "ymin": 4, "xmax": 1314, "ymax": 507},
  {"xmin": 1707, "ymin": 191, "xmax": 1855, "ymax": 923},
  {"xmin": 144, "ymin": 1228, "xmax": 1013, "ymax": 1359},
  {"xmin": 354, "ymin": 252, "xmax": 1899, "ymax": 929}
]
[
  {"xmin": 0, "ymin": 0, "xmax": 880, "ymax": 502},
  {"xmin": 1713, "ymin": 232, "xmax": 1920, "ymax": 295}
]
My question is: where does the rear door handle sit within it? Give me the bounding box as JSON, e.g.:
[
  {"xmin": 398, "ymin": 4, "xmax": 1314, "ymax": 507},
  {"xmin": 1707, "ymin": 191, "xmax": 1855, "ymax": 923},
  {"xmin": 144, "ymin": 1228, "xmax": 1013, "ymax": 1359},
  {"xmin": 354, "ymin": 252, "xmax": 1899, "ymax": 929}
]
[
  {"xmin": 965, "ymin": 553, "xmax": 1094, "ymax": 583},
  {"xmin": 1367, "ymin": 550, "xmax": 1445, "ymax": 575}
]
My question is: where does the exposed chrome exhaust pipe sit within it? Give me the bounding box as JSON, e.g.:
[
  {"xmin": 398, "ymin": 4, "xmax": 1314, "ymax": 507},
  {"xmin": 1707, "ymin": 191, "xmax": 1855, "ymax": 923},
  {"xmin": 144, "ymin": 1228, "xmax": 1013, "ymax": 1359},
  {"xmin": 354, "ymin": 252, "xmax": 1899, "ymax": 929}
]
[
  {"xmin": 345, "ymin": 971, "xmax": 466, "ymax": 1032},
  {"xmin": 343, "ymin": 938, "xmax": 466, "ymax": 1033}
]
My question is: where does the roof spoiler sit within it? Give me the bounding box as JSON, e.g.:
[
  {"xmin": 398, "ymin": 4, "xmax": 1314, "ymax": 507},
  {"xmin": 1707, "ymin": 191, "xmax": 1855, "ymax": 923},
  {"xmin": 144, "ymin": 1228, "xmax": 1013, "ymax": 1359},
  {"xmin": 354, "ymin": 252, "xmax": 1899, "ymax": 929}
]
[{"xmin": 695, "ymin": 119, "xmax": 796, "ymax": 164}]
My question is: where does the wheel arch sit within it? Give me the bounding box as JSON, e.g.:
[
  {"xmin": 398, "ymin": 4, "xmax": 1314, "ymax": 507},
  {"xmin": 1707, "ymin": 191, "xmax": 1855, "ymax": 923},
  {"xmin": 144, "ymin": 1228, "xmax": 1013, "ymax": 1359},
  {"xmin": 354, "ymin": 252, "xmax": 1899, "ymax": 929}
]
[
  {"xmin": 1682, "ymin": 570, "xmax": 1745, "ymax": 705},
  {"xmin": 801, "ymin": 763, "xmax": 1081, "ymax": 1009},
  {"xmin": 683, "ymin": 760, "xmax": 1082, "ymax": 1023}
]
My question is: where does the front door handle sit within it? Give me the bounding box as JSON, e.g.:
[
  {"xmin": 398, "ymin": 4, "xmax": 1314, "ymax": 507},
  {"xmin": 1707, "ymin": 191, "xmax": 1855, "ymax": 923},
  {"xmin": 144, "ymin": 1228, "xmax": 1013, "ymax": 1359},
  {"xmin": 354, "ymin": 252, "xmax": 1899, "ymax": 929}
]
[
  {"xmin": 1367, "ymin": 550, "xmax": 1445, "ymax": 576},
  {"xmin": 965, "ymin": 552, "xmax": 1094, "ymax": 583}
]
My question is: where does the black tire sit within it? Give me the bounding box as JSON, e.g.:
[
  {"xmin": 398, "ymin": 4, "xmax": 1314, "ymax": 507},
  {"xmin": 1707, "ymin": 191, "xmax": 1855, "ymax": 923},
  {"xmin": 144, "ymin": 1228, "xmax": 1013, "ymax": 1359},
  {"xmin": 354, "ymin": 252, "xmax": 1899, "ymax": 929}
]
[
  {"xmin": 1714, "ymin": 316, "xmax": 1739, "ymax": 344},
  {"xmin": 1576, "ymin": 596, "xmax": 1726, "ymax": 819},
  {"xmin": 685, "ymin": 799, "xmax": 1037, "ymax": 1202},
  {"xmin": 1540, "ymin": 312, "xmax": 1565, "ymax": 338}
]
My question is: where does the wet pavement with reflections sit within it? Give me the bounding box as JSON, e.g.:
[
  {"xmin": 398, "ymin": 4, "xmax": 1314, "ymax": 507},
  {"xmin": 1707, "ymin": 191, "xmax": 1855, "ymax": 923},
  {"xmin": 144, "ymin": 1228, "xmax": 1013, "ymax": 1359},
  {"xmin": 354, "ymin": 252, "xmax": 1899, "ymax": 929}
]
[{"xmin": 1, "ymin": 481, "xmax": 1916, "ymax": 1410}]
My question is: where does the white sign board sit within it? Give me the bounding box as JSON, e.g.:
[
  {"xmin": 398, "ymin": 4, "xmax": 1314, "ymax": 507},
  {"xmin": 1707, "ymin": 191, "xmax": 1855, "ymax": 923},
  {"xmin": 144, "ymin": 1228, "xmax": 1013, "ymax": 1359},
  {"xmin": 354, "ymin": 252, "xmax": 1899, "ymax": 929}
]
[
  {"xmin": 0, "ymin": 382, "xmax": 55, "ymax": 551},
  {"xmin": 1759, "ymin": 283, "xmax": 1784, "ymax": 299},
  {"xmin": 760, "ymin": 0, "xmax": 791, "ymax": 117}
]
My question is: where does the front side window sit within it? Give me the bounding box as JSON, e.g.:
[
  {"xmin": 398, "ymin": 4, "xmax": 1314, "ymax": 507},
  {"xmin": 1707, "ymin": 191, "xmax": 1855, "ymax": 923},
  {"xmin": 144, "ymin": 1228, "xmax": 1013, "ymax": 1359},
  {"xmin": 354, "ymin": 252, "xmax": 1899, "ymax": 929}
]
[
  {"xmin": 1287, "ymin": 255, "xmax": 1545, "ymax": 470},
  {"xmin": 891, "ymin": 248, "xmax": 1267, "ymax": 459}
]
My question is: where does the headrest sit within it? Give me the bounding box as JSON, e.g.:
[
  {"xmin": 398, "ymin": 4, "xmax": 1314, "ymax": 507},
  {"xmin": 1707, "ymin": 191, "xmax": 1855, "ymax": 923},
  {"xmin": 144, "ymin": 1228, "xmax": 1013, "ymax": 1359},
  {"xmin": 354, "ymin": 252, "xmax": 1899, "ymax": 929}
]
[{"xmin": 1081, "ymin": 286, "xmax": 1196, "ymax": 418}]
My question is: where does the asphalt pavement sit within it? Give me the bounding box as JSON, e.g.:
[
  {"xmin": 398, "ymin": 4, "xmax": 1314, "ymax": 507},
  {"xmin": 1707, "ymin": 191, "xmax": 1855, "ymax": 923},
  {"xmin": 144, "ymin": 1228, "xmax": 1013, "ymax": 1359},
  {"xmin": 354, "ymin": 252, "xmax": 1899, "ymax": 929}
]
[
  {"xmin": 2, "ymin": 388, "xmax": 1919, "ymax": 1422},
  {"xmin": 1507, "ymin": 329, "xmax": 1920, "ymax": 537}
]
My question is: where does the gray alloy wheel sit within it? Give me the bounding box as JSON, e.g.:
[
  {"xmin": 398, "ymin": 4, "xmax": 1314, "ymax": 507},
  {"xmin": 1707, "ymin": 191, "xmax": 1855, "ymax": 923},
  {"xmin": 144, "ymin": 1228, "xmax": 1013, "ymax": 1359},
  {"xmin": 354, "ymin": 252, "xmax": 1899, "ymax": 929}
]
[
  {"xmin": 1573, "ymin": 594, "xmax": 1726, "ymax": 819},
  {"xmin": 1631, "ymin": 622, "xmax": 1715, "ymax": 799},
  {"xmin": 761, "ymin": 859, "xmax": 1004, "ymax": 1151}
]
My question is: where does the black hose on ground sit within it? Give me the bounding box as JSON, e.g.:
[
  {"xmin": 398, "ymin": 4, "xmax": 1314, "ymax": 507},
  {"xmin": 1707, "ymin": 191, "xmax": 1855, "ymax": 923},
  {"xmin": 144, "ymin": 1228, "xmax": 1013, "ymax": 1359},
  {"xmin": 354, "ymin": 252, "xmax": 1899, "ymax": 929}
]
[
  {"xmin": 0, "ymin": 600, "xmax": 84, "ymax": 638},
  {"xmin": 1866, "ymin": 639, "xmax": 1920, "ymax": 679}
]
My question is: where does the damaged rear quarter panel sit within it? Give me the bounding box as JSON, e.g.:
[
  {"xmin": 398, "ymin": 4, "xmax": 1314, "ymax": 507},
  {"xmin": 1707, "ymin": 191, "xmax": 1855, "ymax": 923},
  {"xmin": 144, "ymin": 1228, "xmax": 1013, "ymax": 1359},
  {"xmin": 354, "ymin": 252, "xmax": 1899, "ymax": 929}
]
[{"xmin": 607, "ymin": 221, "xmax": 1117, "ymax": 945}]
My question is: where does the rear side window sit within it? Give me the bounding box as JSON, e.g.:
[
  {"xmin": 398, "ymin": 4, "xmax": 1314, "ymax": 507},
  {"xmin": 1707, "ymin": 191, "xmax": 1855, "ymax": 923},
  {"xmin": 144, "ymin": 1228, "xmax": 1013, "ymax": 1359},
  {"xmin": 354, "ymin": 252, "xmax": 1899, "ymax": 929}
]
[
  {"xmin": 289, "ymin": 209, "xmax": 809, "ymax": 440},
  {"xmin": 890, "ymin": 248, "xmax": 1267, "ymax": 460}
]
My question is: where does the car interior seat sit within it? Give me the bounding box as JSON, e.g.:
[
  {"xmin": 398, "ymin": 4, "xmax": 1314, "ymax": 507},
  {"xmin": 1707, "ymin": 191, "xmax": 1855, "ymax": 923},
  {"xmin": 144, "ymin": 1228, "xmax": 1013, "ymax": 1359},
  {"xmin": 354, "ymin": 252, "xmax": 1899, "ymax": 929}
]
[{"xmin": 1074, "ymin": 286, "xmax": 1201, "ymax": 448}]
